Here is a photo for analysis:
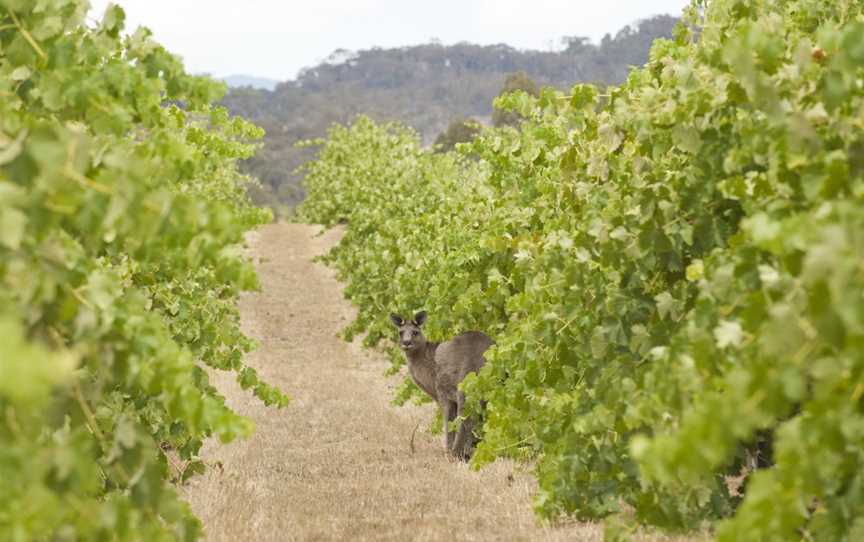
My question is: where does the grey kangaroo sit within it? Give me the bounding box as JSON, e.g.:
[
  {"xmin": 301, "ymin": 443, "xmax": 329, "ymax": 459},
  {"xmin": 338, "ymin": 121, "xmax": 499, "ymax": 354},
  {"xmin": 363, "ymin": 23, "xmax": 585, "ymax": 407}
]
[{"xmin": 389, "ymin": 311, "xmax": 493, "ymax": 460}]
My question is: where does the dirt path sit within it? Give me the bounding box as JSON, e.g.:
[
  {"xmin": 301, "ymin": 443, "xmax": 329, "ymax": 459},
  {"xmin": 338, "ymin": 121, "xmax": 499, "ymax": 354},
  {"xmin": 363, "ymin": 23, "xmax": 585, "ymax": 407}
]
[{"xmin": 181, "ymin": 223, "xmax": 628, "ymax": 541}]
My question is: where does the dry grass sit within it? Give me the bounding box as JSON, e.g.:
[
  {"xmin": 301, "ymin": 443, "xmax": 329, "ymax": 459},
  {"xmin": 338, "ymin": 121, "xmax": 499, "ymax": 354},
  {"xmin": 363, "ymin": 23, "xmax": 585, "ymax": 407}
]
[{"xmin": 182, "ymin": 223, "xmax": 701, "ymax": 542}]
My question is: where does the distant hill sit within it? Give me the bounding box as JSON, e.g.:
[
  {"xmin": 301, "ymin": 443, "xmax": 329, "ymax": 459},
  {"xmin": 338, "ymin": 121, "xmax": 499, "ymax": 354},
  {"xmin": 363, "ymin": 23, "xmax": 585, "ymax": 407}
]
[
  {"xmin": 222, "ymin": 75, "xmax": 279, "ymax": 91},
  {"xmin": 222, "ymin": 15, "xmax": 679, "ymax": 207}
]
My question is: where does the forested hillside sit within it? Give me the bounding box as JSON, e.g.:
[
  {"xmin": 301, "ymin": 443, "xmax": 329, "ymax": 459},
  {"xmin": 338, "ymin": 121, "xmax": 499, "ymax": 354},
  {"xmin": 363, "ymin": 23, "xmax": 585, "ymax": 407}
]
[{"xmin": 222, "ymin": 15, "xmax": 678, "ymax": 207}]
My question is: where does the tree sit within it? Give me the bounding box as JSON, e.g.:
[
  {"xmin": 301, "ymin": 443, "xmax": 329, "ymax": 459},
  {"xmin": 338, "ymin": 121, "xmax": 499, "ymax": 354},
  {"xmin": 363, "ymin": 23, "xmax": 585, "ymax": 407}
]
[
  {"xmin": 433, "ymin": 117, "xmax": 482, "ymax": 152},
  {"xmin": 492, "ymin": 71, "xmax": 540, "ymax": 127}
]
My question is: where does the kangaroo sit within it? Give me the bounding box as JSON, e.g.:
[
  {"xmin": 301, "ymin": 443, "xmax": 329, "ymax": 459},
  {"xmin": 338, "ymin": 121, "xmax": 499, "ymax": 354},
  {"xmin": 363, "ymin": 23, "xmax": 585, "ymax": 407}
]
[{"xmin": 389, "ymin": 311, "xmax": 493, "ymax": 460}]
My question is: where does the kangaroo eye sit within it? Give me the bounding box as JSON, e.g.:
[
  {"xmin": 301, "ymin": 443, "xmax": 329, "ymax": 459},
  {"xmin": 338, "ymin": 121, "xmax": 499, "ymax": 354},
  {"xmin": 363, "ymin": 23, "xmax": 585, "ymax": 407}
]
[{"xmin": 411, "ymin": 330, "xmax": 418, "ymax": 336}]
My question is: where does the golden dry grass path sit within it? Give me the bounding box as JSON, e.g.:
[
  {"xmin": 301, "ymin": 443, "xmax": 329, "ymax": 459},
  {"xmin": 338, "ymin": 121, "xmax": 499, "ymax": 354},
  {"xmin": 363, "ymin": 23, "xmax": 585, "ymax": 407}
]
[{"xmin": 182, "ymin": 223, "xmax": 687, "ymax": 542}]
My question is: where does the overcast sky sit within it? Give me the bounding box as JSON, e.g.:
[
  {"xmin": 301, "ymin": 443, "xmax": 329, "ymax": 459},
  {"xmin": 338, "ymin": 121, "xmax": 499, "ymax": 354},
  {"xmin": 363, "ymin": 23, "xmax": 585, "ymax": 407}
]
[{"xmin": 88, "ymin": 0, "xmax": 691, "ymax": 81}]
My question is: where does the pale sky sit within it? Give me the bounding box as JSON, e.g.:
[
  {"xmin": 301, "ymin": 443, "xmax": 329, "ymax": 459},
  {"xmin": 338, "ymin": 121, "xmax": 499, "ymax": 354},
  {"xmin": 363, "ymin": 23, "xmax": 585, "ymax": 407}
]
[{"xmin": 88, "ymin": 0, "xmax": 691, "ymax": 81}]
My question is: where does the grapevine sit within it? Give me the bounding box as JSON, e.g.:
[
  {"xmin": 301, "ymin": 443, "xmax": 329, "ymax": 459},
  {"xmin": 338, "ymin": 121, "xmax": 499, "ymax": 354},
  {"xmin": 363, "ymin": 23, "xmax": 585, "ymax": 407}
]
[
  {"xmin": 301, "ymin": 0, "xmax": 864, "ymax": 538},
  {"xmin": 0, "ymin": 1, "xmax": 287, "ymax": 539}
]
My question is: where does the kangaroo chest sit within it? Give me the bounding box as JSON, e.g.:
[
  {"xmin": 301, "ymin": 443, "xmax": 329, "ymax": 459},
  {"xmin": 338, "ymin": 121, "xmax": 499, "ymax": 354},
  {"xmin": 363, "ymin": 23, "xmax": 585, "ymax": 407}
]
[{"xmin": 408, "ymin": 354, "xmax": 438, "ymax": 399}]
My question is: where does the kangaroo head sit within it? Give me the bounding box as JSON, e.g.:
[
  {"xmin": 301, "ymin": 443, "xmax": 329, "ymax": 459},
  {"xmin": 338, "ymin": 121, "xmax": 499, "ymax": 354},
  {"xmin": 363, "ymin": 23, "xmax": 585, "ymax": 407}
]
[{"xmin": 389, "ymin": 311, "xmax": 427, "ymax": 352}]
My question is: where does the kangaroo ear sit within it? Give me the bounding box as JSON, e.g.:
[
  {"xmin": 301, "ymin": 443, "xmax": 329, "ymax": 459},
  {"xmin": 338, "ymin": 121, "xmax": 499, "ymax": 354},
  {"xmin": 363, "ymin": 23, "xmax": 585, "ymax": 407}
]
[
  {"xmin": 390, "ymin": 313, "xmax": 405, "ymax": 327},
  {"xmin": 413, "ymin": 311, "xmax": 427, "ymax": 326}
]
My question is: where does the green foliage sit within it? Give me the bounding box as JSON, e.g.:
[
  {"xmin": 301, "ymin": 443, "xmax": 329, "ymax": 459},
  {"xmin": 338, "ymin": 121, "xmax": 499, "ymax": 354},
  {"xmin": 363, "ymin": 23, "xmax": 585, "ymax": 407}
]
[
  {"xmin": 433, "ymin": 117, "xmax": 482, "ymax": 153},
  {"xmin": 492, "ymin": 71, "xmax": 540, "ymax": 127},
  {"xmin": 301, "ymin": 0, "xmax": 864, "ymax": 538},
  {"xmin": 0, "ymin": 2, "xmax": 287, "ymax": 539}
]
